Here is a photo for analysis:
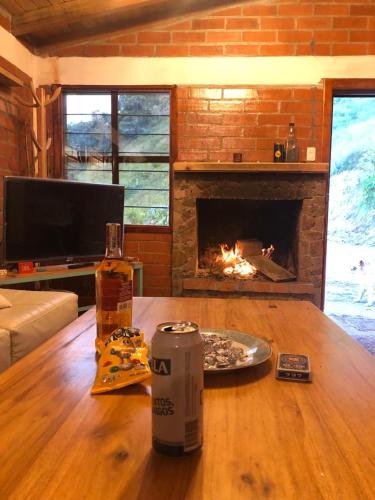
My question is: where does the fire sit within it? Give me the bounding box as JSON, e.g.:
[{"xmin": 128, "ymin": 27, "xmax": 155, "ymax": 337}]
[{"xmin": 217, "ymin": 242, "xmax": 257, "ymax": 278}]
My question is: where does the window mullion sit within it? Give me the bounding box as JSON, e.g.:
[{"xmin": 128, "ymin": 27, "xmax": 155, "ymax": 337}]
[{"xmin": 111, "ymin": 91, "xmax": 119, "ymax": 184}]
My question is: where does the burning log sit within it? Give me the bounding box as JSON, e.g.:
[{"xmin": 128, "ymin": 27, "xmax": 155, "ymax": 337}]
[{"xmin": 247, "ymin": 255, "xmax": 296, "ymax": 282}]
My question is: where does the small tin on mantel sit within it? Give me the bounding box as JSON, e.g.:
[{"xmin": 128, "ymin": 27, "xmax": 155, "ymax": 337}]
[
  {"xmin": 233, "ymin": 152, "xmax": 242, "ymax": 162},
  {"xmin": 273, "ymin": 143, "xmax": 285, "ymax": 163}
]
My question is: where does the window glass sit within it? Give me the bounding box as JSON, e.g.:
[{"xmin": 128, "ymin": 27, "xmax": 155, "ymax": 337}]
[{"xmin": 63, "ymin": 90, "xmax": 171, "ymax": 227}]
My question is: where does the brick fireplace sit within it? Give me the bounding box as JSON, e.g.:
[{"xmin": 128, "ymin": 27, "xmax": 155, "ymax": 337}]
[{"xmin": 172, "ymin": 166, "xmax": 327, "ymax": 307}]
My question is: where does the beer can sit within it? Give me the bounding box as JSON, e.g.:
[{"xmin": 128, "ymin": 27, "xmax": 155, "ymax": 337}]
[{"xmin": 151, "ymin": 321, "xmax": 203, "ymax": 456}]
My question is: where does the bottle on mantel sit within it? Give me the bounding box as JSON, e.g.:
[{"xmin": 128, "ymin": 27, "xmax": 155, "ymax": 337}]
[
  {"xmin": 95, "ymin": 223, "xmax": 133, "ymax": 354},
  {"xmin": 285, "ymin": 122, "xmax": 299, "ymax": 162}
]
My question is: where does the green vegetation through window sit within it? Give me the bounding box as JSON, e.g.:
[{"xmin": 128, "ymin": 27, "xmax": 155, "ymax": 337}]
[{"xmin": 63, "ymin": 90, "xmax": 171, "ymax": 226}]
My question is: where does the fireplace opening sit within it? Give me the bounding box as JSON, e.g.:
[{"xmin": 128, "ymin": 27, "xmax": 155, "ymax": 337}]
[{"xmin": 197, "ymin": 199, "xmax": 303, "ymax": 277}]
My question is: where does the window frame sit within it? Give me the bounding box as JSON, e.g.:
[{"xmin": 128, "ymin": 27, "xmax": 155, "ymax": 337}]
[{"xmin": 59, "ymin": 85, "xmax": 176, "ymax": 233}]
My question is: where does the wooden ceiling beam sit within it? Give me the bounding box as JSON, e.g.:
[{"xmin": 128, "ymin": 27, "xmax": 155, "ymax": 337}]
[
  {"xmin": 12, "ymin": 0, "xmax": 167, "ymax": 36},
  {"xmin": 12, "ymin": 0, "xmax": 245, "ymax": 39}
]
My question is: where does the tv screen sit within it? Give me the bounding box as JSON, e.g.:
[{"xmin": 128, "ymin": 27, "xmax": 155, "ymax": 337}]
[{"xmin": 2, "ymin": 176, "xmax": 125, "ymax": 265}]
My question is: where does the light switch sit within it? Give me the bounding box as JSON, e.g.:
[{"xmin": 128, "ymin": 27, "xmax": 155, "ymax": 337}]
[{"xmin": 306, "ymin": 147, "xmax": 316, "ymax": 162}]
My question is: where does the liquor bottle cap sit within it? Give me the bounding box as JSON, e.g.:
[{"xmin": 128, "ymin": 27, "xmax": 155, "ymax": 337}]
[{"xmin": 289, "ymin": 122, "xmax": 295, "ymax": 126}]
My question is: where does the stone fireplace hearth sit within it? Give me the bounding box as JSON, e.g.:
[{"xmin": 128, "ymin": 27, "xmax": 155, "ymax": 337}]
[{"xmin": 172, "ymin": 164, "xmax": 327, "ymax": 307}]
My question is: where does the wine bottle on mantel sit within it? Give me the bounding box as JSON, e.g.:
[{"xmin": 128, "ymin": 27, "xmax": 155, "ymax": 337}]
[
  {"xmin": 95, "ymin": 223, "xmax": 133, "ymax": 354},
  {"xmin": 285, "ymin": 122, "xmax": 299, "ymax": 162}
]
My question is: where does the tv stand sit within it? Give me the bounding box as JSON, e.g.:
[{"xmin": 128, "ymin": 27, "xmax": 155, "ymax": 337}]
[
  {"xmin": 0, "ymin": 262, "xmax": 143, "ymax": 312},
  {"xmin": 66, "ymin": 262, "xmax": 96, "ymax": 269}
]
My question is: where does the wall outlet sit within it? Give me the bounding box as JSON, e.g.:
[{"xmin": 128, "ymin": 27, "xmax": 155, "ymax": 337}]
[{"xmin": 306, "ymin": 147, "xmax": 316, "ymax": 162}]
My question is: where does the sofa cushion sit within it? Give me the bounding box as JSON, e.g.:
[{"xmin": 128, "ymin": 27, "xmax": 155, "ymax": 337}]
[
  {"xmin": 0, "ymin": 328, "xmax": 11, "ymax": 372},
  {"xmin": 0, "ymin": 294, "xmax": 12, "ymax": 309},
  {"xmin": 0, "ymin": 289, "xmax": 78, "ymax": 364}
]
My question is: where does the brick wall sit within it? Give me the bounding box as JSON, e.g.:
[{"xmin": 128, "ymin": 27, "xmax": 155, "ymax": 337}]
[
  {"xmin": 176, "ymin": 85, "xmax": 323, "ymax": 162},
  {"xmin": 0, "ymin": 86, "xmax": 33, "ymax": 225},
  {"xmin": 48, "ymin": 0, "xmax": 375, "ymax": 57},
  {"xmin": 124, "ymin": 232, "xmax": 172, "ymax": 296}
]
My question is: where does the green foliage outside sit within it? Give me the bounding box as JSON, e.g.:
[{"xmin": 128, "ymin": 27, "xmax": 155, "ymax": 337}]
[
  {"xmin": 329, "ymin": 97, "xmax": 375, "ymax": 245},
  {"xmin": 64, "ymin": 92, "xmax": 170, "ymax": 226}
]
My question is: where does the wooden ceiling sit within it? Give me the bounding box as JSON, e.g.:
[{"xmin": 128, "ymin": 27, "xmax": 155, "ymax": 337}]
[{"xmin": 0, "ymin": 0, "xmax": 246, "ymax": 54}]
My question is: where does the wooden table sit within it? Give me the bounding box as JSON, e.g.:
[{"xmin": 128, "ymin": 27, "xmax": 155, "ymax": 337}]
[{"xmin": 0, "ymin": 297, "xmax": 374, "ymax": 499}]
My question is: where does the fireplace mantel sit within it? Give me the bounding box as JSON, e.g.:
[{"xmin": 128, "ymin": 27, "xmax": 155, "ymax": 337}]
[{"xmin": 173, "ymin": 162, "xmax": 329, "ymax": 174}]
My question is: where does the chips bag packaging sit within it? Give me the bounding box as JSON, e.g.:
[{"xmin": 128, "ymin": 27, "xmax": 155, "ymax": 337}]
[{"xmin": 91, "ymin": 327, "xmax": 151, "ymax": 394}]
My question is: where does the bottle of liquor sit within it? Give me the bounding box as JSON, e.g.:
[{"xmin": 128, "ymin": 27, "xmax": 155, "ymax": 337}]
[
  {"xmin": 95, "ymin": 223, "xmax": 133, "ymax": 354},
  {"xmin": 285, "ymin": 122, "xmax": 299, "ymax": 162}
]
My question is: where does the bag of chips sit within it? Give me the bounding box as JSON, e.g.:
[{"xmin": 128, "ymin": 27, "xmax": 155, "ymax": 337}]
[{"xmin": 91, "ymin": 327, "xmax": 151, "ymax": 394}]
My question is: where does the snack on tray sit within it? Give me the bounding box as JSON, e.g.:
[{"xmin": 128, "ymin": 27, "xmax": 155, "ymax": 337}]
[{"xmin": 91, "ymin": 327, "xmax": 151, "ymax": 394}]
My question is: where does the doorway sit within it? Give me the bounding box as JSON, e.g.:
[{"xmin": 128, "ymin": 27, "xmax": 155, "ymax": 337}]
[{"xmin": 324, "ymin": 93, "xmax": 375, "ymax": 354}]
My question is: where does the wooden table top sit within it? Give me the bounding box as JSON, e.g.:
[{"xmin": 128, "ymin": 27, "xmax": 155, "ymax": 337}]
[{"xmin": 0, "ymin": 297, "xmax": 374, "ymax": 499}]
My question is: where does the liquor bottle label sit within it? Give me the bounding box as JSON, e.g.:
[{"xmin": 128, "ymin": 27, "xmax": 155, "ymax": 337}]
[{"xmin": 101, "ymin": 278, "xmax": 133, "ymax": 311}]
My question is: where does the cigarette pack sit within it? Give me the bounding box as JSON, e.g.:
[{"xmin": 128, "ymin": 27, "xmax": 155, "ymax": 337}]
[{"xmin": 276, "ymin": 353, "xmax": 311, "ymax": 382}]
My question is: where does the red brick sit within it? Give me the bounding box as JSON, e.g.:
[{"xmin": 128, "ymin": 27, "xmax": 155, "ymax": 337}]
[
  {"xmin": 120, "ymin": 46, "xmax": 154, "ymax": 56},
  {"xmin": 314, "ymin": 30, "xmax": 348, "ymax": 42},
  {"xmin": 183, "ymin": 136, "xmax": 222, "ymax": 149},
  {"xmin": 138, "ymin": 32, "xmax": 170, "ymax": 43},
  {"xmin": 207, "ymin": 125, "xmax": 243, "ymax": 136},
  {"xmin": 281, "ymin": 102, "xmax": 313, "ymax": 114},
  {"xmin": 210, "ymin": 7, "xmax": 242, "ymax": 16},
  {"xmin": 179, "ymin": 151, "xmax": 208, "ymax": 161},
  {"xmin": 226, "ymin": 18, "xmax": 259, "ymax": 30},
  {"xmin": 225, "ymin": 45, "xmax": 259, "ymax": 56},
  {"xmin": 315, "ymin": 4, "xmax": 349, "ymax": 16},
  {"xmin": 208, "ymin": 151, "xmax": 233, "ymax": 162},
  {"xmin": 333, "ymin": 17, "xmax": 368, "ymax": 29},
  {"xmin": 193, "ymin": 113, "xmax": 223, "ymax": 125},
  {"xmin": 243, "ymin": 126, "xmax": 278, "ymax": 138},
  {"xmin": 296, "ymin": 17, "xmax": 332, "ymax": 29},
  {"xmin": 144, "ymin": 287, "xmax": 171, "ymax": 297},
  {"xmin": 331, "ymin": 43, "xmax": 368, "ymax": 55},
  {"xmin": 257, "ymin": 138, "xmax": 277, "ymax": 150},
  {"xmin": 293, "ymin": 88, "xmax": 315, "ymax": 100},
  {"xmin": 350, "ymin": 5, "xmax": 375, "ymax": 16},
  {"xmin": 369, "ymin": 18, "xmax": 375, "ymax": 30},
  {"xmin": 350, "ymin": 31, "xmax": 375, "ymax": 42},
  {"xmin": 279, "ymin": 4, "xmax": 313, "ymax": 16},
  {"xmin": 139, "ymin": 241, "xmax": 170, "ymax": 253},
  {"xmin": 209, "ymin": 100, "xmax": 243, "ymax": 112},
  {"xmin": 192, "ymin": 18, "xmax": 225, "ymax": 30},
  {"xmin": 189, "ymin": 45, "xmax": 224, "ymax": 56},
  {"xmin": 155, "ymin": 45, "xmax": 189, "ymax": 56},
  {"xmin": 142, "ymin": 265, "xmax": 170, "ymax": 277},
  {"xmin": 190, "ymin": 88, "xmax": 222, "ymax": 99},
  {"xmin": 52, "ymin": 46, "xmax": 85, "ymax": 57},
  {"xmin": 258, "ymin": 89, "xmax": 292, "ymax": 100},
  {"xmin": 243, "ymin": 31, "xmax": 276, "ymax": 42},
  {"xmin": 244, "ymin": 101, "xmax": 279, "ymax": 113},
  {"xmin": 176, "ymin": 87, "xmax": 190, "ymax": 99},
  {"xmin": 223, "ymin": 88, "xmax": 257, "ymax": 99},
  {"xmin": 296, "ymin": 45, "xmax": 313, "ymax": 55},
  {"xmin": 312, "ymin": 44, "xmax": 331, "ymax": 56},
  {"xmin": 258, "ymin": 114, "xmax": 291, "ymax": 126},
  {"xmin": 222, "ymin": 137, "xmax": 256, "ymax": 149},
  {"xmin": 243, "ymin": 150, "xmax": 272, "ymax": 162},
  {"xmin": 368, "ymin": 44, "xmax": 375, "ymax": 55},
  {"xmin": 259, "ymin": 45, "xmax": 295, "ymax": 56},
  {"xmin": 144, "ymin": 275, "xmax": 171, "ymax": 288},
  {"xmin": 125, "ymin": 232, "xmax": 171, "ymax": 242},
  {"xmin": 206, "ymin": 31, "xmax": 242, "ymax": 43},
  {"xmin": 222, "ymin": 113, "xmax": 257, "ymax": 126},
  {"xmin": 211, "ymin": 7, "xmax": 242, "ymax": 16},
  {"xmin": 261, "ymin": 18, "xmax": 294, "ymax": 30},
  {"xmin": 179, "ymin": 124, "xmax": 209, "ymax": 137},
  {"xmin": 164, "ymin": 21, "xmax": 191, "ymax": 30},
  {"xmin": 172, "ymin": 32, "xmax": 205, "ymax": 43},
  {"xmin": 109, "ymin": 33, "xmax": 136, "ymax": 43},
  {"xmin": 243, "ymin": 5, "xmax": 277, "ymax": 16},
  {"xmin": 139, "ymin": 253, "xmax": 170, "ymax": 264},
  {"xmin": 278, "ymin": 31, "xmax": 312, "ymax": 43},
  {"xmin": 84, "ymin": 45, "xmax": 120, "ymax": 57},
  {"xmin": 178, "ymin": 99, "xmax": 209, "ymax": 112}
]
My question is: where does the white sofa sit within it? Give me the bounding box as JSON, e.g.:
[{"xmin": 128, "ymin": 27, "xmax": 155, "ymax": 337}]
[{"xmin": 0, "ymin": 288, "xmax": 78, "ymax": 373}]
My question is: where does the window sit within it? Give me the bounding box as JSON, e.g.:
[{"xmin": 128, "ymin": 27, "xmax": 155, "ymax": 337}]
[{"xmin": 63, "ymin": 89, "xmax": 172, "ymax": 227}]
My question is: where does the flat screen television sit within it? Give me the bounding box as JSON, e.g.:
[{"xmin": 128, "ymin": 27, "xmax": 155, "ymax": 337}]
[{"xmin": 2, "ymin": 176, "xmax": 125, "ymax": 266}]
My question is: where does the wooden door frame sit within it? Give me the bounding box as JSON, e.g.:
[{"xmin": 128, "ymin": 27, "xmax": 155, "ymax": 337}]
[{"xmin": 321, "ymin": 78, "xmax": 375, "ymax": 309}]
